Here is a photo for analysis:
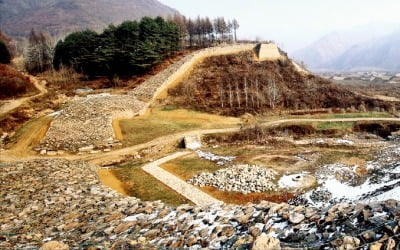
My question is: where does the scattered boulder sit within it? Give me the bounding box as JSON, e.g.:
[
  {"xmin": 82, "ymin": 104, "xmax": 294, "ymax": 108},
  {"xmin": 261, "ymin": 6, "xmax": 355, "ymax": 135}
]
[
  {"xmin": 252, "ymin": 235, "xmax": 281, "ymax": 250},
  {"xmin": 40, "ymin": 241, "xmax": 69, "ymax": 250}
]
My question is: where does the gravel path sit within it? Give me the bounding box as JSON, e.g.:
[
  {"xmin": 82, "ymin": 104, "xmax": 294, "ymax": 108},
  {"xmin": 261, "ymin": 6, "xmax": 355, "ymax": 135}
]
[{"xmin": 142, "ymin": 151, "xmax": 223, "ymax": 206}]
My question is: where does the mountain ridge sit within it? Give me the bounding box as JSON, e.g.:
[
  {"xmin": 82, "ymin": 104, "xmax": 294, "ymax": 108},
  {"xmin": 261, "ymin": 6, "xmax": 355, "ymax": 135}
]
[
  {"xmin": 293, "ymin": 24, "xmax": 400, "ymax": 72},
  {"xmin": 0, "ymin": 0, "xmax": 178, "ymax": 37}
]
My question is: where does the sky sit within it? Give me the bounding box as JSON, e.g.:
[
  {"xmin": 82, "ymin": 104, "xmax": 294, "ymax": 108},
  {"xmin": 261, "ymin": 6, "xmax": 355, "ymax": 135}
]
[{"xmin": 158, "ymin": 0, "xmax": 400, "ymax": 53}]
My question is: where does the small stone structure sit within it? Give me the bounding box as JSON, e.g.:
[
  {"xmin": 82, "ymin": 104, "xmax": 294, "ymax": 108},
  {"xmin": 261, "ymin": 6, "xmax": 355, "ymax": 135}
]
[
  {"xmin": 183, "ymin": 135, "xmax": 201, "ymax": 150},
  {"xmin": 256, "ymin": 43, "xmax": 284, "ymax": 61}
]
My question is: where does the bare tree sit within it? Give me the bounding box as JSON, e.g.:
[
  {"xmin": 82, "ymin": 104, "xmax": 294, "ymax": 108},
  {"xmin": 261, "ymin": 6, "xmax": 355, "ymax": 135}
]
[
  {"xmin": 25, "ymin": 29, "xmax": 54, "ymax": 73},
  {"xmin": 244, "ymin": 78, "xmax": 248, "ymax": 109},
  {"xmin": 228, "ymin": 83, "xmax": 233, "ymax": 108},
  {"xmin": 235, "ymin": 81, "xmax": 241, "ymax": 108},
  {"xmin": 232, "ymin": 19, "xmax": 239, "ymax": 42},
  {"xmin": 266, "ymin": 77, "xmax": 280, "ymax": 109},
  {"xmin": 219, "ymin": 84, "xmax": 224, "ymax": 108}
]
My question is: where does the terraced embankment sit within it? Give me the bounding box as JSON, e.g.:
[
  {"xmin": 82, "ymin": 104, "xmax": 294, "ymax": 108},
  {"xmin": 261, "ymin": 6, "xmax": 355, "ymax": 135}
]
[{"xmin": 37, "ymin": 44, "xmax": 257, "ymax": 154}]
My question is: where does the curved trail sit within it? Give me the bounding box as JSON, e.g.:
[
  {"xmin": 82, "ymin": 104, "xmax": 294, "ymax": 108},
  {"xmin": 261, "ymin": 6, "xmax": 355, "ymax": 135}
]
[
  {"xmin": 0, "ymin": 75, "xmax": 47, "ymax": 116},
  {"xmin": 1, "ymin": 117, "xmax": 398, "ymax": 164},
  {"xmin": 82, "ymin": 117, "xmax": 399, "ymax": 164}
]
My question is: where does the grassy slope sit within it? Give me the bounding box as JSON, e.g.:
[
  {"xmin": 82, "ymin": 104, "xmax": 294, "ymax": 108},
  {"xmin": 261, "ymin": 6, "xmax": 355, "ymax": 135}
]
[
  {"xmin": 112, "ymin": 161, "xmax": 192, "ymax": 206},
  {"xmin": 119, "ymin": 107, "xmax": 239, "ymax": 146}
]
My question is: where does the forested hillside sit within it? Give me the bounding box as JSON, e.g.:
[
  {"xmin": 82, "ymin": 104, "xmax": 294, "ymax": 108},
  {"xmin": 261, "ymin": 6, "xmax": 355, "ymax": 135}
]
[{"xmin": 0, "ymin": 0, "xmax": 177, "ymax": 37}]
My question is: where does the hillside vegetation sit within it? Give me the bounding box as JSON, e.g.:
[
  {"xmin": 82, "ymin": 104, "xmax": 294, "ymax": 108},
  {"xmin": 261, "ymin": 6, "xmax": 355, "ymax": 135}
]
[
  {"xmin": 168, "ymin": 52, "xmax": 394, "ymax": 116},
  {"xmin": 53, "ymin": 17, "xmax": 180, "ymax": 77},
  {"xmin": 0, "ymin": 0, "xmax": 177, "ymax": 37},
  {"xmin": 0, "ymin": 65, "xmax": 37, "ymax": 99}
]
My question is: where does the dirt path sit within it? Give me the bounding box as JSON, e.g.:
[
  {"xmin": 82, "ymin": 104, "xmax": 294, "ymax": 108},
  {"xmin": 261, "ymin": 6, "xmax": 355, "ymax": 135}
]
[
  {"xmin": 142, "ymin": 151, "xmax": 223, "ymax": 206},
  {"xmin": 0, "ymin": 75, "xmax": 47, "ymax": 116},
  {"xmin": 4, "ymin": 116, "xmax": 53, "ymax": 157},
  {"xmin": 2, "ymin": 117, "xmax": 398, "ymax": 164}
]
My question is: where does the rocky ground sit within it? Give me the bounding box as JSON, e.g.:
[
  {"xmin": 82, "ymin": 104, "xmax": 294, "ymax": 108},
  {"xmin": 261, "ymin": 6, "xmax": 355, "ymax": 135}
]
[
  {"xmin": 292, "ymin": 139, "xmax": 400, "ymax": 207},
  {"xmin": 1, "ymin": 159, "xmax": 399, "ymax": 249},
  {"xmin": 131, "ymin": 53, "xmax": 196, "ymax": 101},
  {"xmin": 37, "ymin": 94, "xmax": 145, "ymax": 153},
  {"xmin": 188, "ymin": 164, "xmax": 278, "ymax": 194}
]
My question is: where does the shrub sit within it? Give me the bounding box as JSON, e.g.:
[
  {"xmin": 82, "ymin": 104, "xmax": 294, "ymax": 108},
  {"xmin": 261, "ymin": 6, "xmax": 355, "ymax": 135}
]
[
  {"xmin": 0, "ymin": 40, "xmax": 11, "ymax": 64},
  {"xmin": 0, "ymin": 64, "xmax": 36, "ymax": 98}
]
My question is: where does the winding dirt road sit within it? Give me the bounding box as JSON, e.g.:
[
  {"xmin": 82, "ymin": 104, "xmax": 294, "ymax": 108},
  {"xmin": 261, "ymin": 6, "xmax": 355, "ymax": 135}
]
[
  {"xmin": 1, "ymin": 117, "xmax": 398, "ymax": 164},
  {"xmin": 0, "ymin": 75, "xmax": 47, "ymax": 116}
]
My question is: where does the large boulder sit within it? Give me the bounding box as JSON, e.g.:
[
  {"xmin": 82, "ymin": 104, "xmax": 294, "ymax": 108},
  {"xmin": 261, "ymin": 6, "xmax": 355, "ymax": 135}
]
[
  {"xmin": 40, "ymin": 241, "xmax": 69, "ymax": 250},
  {"xmin": 252, "ymin": 235, "xmax": 281, "ymax": 250}
]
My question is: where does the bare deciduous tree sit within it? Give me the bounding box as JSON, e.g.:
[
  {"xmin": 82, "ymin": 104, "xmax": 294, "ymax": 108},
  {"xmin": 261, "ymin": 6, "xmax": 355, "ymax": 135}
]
[
  {"xmin": 235, "ymin": 81, "xmax": 241, "ymax": 108},
  {"xmin": 266, "ymin": 77, "xmax": 280, "ymax": 109},
  {"xmin": 25, "ymin": 29, "xmax": 54, "ymax": 73},
  {"xmin": 228, "ymin": 83, "xmax": 233, "ymax": 108}
]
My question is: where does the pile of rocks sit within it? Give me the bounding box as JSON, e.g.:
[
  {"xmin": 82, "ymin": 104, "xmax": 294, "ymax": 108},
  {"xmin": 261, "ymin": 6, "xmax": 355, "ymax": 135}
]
[
  {"xmin": 188, "ymin": 164, "xmax": 277, "ymax": 194},
  {"xmin": 131, "ymin": 53, "xmax": 196, "ymax": 101},
  {"xmin": 1, "ymin": 159, "xmax": 399, "ymax": 249},
  {"xmin": 38, "ymin": 94, "xmax": 145, "ymax": 153}
]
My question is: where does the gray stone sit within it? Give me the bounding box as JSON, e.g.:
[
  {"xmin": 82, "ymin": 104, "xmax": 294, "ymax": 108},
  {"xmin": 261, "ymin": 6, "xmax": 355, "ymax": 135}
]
[{"xmin": 289, "ymin": 212, "xmax": 305, "ymax": 224}]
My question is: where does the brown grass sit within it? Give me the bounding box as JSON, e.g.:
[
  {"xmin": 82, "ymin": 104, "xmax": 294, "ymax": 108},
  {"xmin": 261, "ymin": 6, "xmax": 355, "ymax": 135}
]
[
  {"xmin": 167, "ymin": 52, "xmax": 397, "ymax": 116},
  {"xmin": 112, "ymin": 161, "xmax": 192, "ymax": 206},
  {"xmin": 119, "ymin": 107, "xmax": 239, "ymax": 145},
  {"xmin": 200, "ymin": 186, "xmax": 295, "ymax": 205}
]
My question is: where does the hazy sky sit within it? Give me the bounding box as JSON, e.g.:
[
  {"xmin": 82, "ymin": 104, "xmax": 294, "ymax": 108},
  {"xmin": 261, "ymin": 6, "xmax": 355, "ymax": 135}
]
[{"xmin": 159, "ymin": 0, "xmax": 400, "ymax": 53}]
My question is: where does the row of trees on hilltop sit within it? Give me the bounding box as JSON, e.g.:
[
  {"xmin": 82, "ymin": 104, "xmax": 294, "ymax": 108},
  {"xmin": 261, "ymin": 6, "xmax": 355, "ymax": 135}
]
[
  {"xmin": 169, "ymin": 15, "xmax": 239, "ymax": 48},
  {"xmin": 53, "ymin": 17, "xmax": 180, "ymax": 77},
  {"xmin": 6, "ymin": 15, "xmax": 240, "ymax": 78}
]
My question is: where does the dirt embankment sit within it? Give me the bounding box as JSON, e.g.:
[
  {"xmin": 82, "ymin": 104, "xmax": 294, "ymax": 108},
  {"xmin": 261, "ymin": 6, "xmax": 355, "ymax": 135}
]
[{"xmin": 167, "ymin": 52, "xmax": 397, "ymax": 116}]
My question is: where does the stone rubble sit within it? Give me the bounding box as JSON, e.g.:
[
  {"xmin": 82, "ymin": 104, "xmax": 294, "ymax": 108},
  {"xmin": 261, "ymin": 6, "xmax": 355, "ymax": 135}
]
[
  {"xmin": 196, "ymin": 150, "xmax": 235, "ymax": 166},
  {"xmin": 38, "ymin": 94, "xmax": 145, "ymax": 152},
  {"xmin": 188, "ymin": 164, "xmax": 277, "ymax": 194},
  {"xmin": 0, "ymin": 159, "xmax": 399, "ymax": 249}
]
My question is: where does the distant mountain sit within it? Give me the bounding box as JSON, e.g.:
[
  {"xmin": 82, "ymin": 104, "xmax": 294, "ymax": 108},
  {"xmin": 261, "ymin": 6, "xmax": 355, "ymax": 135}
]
[
  {"xmin": 326, "ymin": 30, "xmax": 400, "ymax": 72},
  {"xmin": 0, "ymin": 0, "xmax": 178, "ymax": 37},
  {"xmin": 293, "ymin": 24, "xmax": 400, "ymax": 72}
]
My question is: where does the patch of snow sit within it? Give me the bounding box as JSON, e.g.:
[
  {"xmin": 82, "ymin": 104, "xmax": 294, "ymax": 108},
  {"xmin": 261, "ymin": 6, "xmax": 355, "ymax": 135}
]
[
  {"xmin": 278, "ymin": 174, "xmax": 315, "ymax": 189},
  {"xmin": 336, "ymin": 139, "xmax": 354, "ymax": 145},
  {"xmin": 367, "ymin": 186, "xmax": 400, "ymax": 201},
  {"xmin": 47, "ymin": 110, "xmax": 63, "ymax": 117},
  {"xmin": 323, "ymin": 178, "xmax": 398, "ymax": 201}
]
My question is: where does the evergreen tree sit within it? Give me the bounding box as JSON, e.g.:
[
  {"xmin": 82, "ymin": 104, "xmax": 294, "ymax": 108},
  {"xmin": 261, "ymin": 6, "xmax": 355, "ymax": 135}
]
[{"xmin": 53, "ymin": 17, "xmax": 180, "ymax": 77}]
